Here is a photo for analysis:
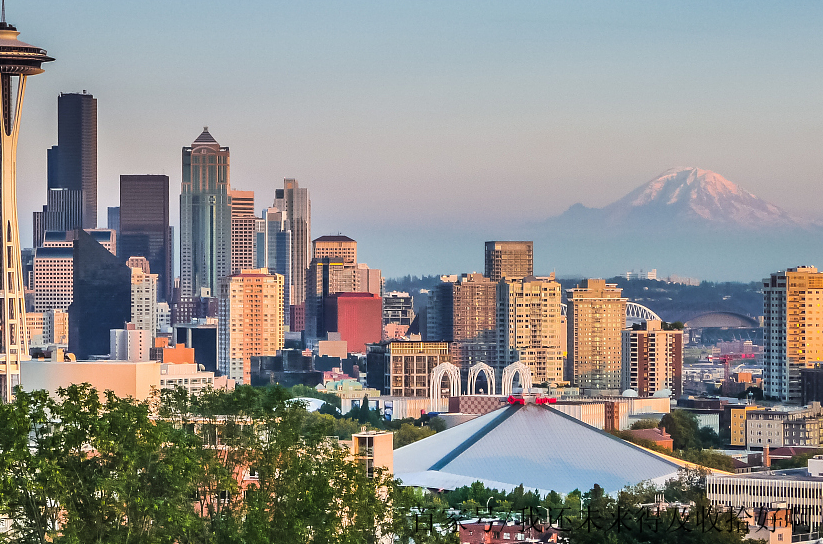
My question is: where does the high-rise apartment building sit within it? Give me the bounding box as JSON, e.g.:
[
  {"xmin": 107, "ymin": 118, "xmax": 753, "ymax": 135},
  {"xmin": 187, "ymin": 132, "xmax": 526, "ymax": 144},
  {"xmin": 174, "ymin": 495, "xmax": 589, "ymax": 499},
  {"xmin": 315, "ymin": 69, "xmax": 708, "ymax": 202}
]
[
  {"xmin": 567, "ymin": 279, "xmax": 627, "ymax": 394},
  {"xmin": 53, "ymin": 92, "xmax": 97, "ymax": 229},
  {"xmin": 180, "ymin": 128, "xmax": 231, "ymax": 297},
  {"xmin": 257, "ymin": 207, "xmax": 291, "ymax": 326},
  {"xmin": 763, "ymin": 266, "xmax": 823, "ymax": 403},
  {"xmin": 217, "ymin": 269, "xmax": 284, "ymax": 385},
  {"xmin": 484, "ymin": 241, "xmax": 533, "ymax": 281},
  {"xmin": 110, "ymin": 324, "xmax": 150, "ymax": 362},
  {"xmin": 119, "ymin": 175, "xmax": 171, "ymax": 301},
  {"xmin": 356, "ymin": 263, "xmax": 383, "ymax": 296},
  {"xmin": 26, "ymin": 309, "xmax": 68, "ymax": 350},
  {"xmin": 621, "ymin": 320, "xmax": 683, "ymax": 397},
  {"xmin": 428, "ymin": 273, "xmax": 499, "ymax": 375},
  {"xmin": 274, "ymin": 179, "xmax": 310, "ymax": 305},
  {"xmin": 498, "ymin": 275, "xmax": 564, "ymax": 385},
  {"xmin": 131, "ymin": 266, "xmax": 158, "ymax": 338}
]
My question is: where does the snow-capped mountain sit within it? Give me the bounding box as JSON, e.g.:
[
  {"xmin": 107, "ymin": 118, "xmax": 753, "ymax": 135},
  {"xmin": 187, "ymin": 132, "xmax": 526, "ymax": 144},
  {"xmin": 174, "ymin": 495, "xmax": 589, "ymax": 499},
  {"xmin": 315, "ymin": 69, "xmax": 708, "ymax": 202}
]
[{"xmin": 559, "ymin": 167, "xmax": 804, "ymax": 230}]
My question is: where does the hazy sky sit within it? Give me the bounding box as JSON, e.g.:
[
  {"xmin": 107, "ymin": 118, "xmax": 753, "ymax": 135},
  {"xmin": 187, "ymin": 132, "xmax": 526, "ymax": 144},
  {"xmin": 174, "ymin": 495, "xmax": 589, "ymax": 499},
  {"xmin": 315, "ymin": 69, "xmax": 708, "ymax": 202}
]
[{"xmin": 10, "ymin": 1, "xmax": 823, "ymax": 277}]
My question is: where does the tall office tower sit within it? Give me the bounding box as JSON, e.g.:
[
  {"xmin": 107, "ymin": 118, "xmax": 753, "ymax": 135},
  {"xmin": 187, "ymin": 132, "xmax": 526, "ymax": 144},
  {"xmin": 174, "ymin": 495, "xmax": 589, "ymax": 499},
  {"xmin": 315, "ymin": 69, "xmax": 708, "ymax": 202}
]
[
  {"xmin": 305, "ymin": 257, "xmax": 357, "ymax": 339},
  {"xmin": 230, "ymin": 189, "xmax": 256, "ymax": 274},
  {"xmin": 131, "ymin": 266, "xmax": 158, "ymax": 338},
  {"xmin": 274, "ymin": 178, "xmax": 310, "ymax": 305},
  {"xmin": 217, "ymin": 269, "xmax": 284, "ymax": 385},
  {"xmin": 68, "ymin": 230, "xmax": 131, "ymax": 359},
  {"xmin": 180, "ymin": 128, "xmax": 231, "ymax": 297},
  {"xmin": 498, "ymin": 275, "xmax": 564, "ymax": 385},
  {"xmin": 32, "ymin": 206, "xmax": 46, "ymax": 248},
  {"xmin": 258, "ymin": 207, "xmax": 292, "ymax": 326},
  {"xmin": 313, "ymin": 235, "xmax": 357, "ymax": 263},
  {"xmin": 484, "ymin": 241, "xmax": 533, "ymax": 281},
  {"xmin": 621, "ymin": 320, "xmax": 683, "ymax": 398},
  {"xmin": 427, "ymin": 274, "xmax": 498, "ymax": 377},
  {"xmin": 107, "ymin": 206, "xmax": 120, "ymax": 235},
  {"xmin": 44, "ymin": 188, "xmax": 83, "ymax": 231},
  {"xmin": 567, "ymin": 279, "xmax": 627, "ymax": 394},
  {"xmin": 0, "ymin": 22, "xmax": 52, "ymax": 401},
  {"xmin": 230, "ymin": 189, "xmax": 255, "ymax": 217},
  {"xmin": 53, "ymin": 92, "xmax": 97, "ymax": 229},
  {"xmin": 763, "ymin": 266, "xmax": 823, "ymax": 404},
  {"xmin": 119, "ymin": 175, "xmax": 171, "ymax": 301}
]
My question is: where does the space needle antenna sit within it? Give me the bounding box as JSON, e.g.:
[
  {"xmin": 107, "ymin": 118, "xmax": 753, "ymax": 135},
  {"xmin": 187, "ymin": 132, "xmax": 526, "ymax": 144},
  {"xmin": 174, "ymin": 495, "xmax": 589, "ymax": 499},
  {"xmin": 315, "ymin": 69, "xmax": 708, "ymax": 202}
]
[{"xmin": 2, "ymin": 1, "xmax": 6, "ymax": 24}]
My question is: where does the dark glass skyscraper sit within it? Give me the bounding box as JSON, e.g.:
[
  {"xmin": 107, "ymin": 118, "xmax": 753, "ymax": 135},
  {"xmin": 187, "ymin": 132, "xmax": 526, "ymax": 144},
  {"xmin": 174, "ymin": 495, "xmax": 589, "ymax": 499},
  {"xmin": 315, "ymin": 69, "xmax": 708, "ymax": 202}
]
[
  {"xmin": 68, "ymin": 230, "xmax": 131, "ymax": 359},
  {"xmin": 54, "ymin": 92, "xmax": 97, "ymax": 229},
  {"xmin": 119, "ymin": 175, "xmax": 171, "ymax": 301}
]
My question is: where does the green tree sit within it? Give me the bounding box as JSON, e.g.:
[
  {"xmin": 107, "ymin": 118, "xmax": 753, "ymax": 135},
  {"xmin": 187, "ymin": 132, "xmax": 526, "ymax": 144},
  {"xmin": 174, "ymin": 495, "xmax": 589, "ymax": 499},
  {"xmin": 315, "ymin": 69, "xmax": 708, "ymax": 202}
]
[
  {"xmin": 393, "ymin": 423, "xmax": 436, "ymax": 449},
  {"xmin": 660, "ymin": 410, "xmax": 701, "ymax": 450},
  {"xmin": 630, "ymin": 418, "xmax": 660, "ymax": 430}
]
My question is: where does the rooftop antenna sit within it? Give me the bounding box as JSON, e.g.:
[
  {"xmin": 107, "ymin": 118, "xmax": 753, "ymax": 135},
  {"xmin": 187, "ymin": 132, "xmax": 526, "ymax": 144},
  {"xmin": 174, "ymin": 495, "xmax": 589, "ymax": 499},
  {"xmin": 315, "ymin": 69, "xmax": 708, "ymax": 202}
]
[{"xmin": 2, "ymin": 0, "xmax": 6, "ymax": 23}]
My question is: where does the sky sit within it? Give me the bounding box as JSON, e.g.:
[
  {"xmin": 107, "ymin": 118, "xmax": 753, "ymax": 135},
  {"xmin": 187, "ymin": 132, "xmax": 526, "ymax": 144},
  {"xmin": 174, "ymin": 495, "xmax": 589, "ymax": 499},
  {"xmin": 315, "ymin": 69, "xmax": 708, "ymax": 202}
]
[{"xmin": 10, "ymin": 1, "xmax": 823, "ymax": 279}]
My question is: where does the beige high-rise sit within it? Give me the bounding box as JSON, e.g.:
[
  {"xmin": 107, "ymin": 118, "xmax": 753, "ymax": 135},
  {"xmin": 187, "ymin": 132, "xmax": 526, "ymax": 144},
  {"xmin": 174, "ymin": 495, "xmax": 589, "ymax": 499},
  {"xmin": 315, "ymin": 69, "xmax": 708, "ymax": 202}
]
[
  {"xmin": 131, "ymin": 267, "xmax": 158, "ymax": 338},
  {"xmin": 230, "ymin": 189, "xmax": 257, "ymax": 274},
  {"xmin": 484, "ymin": 241, "xmax": 533, "ymax": 281},
  {"xmin": 621, "ymin": 320, "xmax": 682, "ymax": 397},
  {"xmin": 763, "ymin": 266, "xmax": 823, "ymax": 403},
  {"xmin": 498, "ymin": 275, "xmax": 564, "ymax": 384},
  {"xmin": 313, "ymin": 235, "xmax": 357, "ymax": 264},
  {"xmin": 217, "ymin": 269, "xmax": 284, "ymax": 385},
  {"xmin": 567, "ymin": 279, "xmax": 627, "ymax": 393}
]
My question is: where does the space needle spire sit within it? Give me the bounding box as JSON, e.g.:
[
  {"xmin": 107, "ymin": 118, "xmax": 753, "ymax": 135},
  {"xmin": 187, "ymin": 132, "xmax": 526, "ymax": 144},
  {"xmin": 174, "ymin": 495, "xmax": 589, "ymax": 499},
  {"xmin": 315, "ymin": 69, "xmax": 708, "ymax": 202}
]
[{"xmin": 0, "ymin": 14, "xmax": 53, "ymax": 402}]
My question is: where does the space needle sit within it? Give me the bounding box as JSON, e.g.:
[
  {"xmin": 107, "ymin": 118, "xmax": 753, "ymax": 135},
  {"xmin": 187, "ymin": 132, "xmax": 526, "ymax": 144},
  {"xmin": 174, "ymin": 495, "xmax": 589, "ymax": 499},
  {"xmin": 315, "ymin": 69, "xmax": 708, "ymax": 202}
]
[{"xmin": 0, "ymin": 3, "xmax": 53, "ymax": 402}]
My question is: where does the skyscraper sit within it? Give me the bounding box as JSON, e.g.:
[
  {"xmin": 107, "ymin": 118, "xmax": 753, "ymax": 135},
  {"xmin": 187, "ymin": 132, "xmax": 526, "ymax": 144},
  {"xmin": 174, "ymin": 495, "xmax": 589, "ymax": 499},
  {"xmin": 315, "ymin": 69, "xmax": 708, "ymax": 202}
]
[
  {"xmin": 567, "ymin": 279, "xmax": 627, "ymax": 394},
  {"xmin": 258, "ymin": 207, "xmax": 291, "ymax": 327},
  {"xmin": 427, "ymin": 273, "xmax": 499, "ymax": 375},
  {"xmin": 179, "ymin": 128, "xmax": 231, "ymax": 297},
  {"xmin": 53, "ymin": 92, "xmax": 97, "ymax": 229},
  {"xmin": 0, "ymin": 21, "xmax": 52, "ymax": 401},
  {"xmin": 68, "ymin": 230, "xmax": 131, "ymax": 360},
  {"xmin": 763, "ymin": 266, "xmax": 823, "ymax": 404},
  {"xmin": 119, "ymin": 175, "xmax": 171, "ymax": 300},
  {"xmin": 484, "ymin": 241, "xmax": 533, "ymax": 282},
  {"xmin": 217, "ymin": 269, "xmax": 284, "ymax": 385},
  {"xmin": 130, "ymin": 266, "xmax": 158, "ymax": 338},
  {"xmin": 230, "ymin": 189, "xmax": 256, "ymax": 274},
  {"xmin": 621, "ymin": 320, "xmax": 683, "ymax": 398},
  {"xmin": 498, "ymin": 275, "xmax": 565, "ymax": 385},
  {"xmin": 274, "ymin": 179, "xmax": 310, "ymax": 306}
]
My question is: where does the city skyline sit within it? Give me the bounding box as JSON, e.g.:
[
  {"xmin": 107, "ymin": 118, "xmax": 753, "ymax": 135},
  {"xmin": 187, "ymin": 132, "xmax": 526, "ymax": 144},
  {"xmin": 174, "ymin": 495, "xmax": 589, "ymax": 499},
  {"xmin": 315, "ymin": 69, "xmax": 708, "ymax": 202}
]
[{"xmin": 8, "ymin": 2, "xmax": 823, "ymax": 280}]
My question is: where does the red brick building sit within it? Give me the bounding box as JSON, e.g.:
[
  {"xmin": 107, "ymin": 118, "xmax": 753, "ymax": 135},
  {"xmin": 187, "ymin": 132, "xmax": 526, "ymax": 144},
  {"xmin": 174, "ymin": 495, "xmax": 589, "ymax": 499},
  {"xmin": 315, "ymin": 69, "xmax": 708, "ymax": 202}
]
[{"xmin": 323, "ymin": 292, "xmax": 382, "ymax": 354}]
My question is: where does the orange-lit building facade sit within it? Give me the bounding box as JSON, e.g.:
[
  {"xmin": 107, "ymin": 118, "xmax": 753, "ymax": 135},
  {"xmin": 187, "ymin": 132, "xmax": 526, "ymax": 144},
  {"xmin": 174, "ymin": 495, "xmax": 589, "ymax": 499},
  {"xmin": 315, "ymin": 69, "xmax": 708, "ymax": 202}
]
[
  {"xmin": 323, "ymin": 292, "xmax": 383, "ymax": 354},
  {"xmin": 218, "ymin": 269, "xmax": 284, "ymax": 385}
]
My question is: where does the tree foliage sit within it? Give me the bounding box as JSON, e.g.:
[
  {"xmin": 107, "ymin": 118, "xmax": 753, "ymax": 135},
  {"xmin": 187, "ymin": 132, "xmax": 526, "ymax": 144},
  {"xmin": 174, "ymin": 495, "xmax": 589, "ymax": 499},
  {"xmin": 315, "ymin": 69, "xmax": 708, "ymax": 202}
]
[{"xmin": 0, "ymin": 384, "xmax": 408, "ymax": 544}]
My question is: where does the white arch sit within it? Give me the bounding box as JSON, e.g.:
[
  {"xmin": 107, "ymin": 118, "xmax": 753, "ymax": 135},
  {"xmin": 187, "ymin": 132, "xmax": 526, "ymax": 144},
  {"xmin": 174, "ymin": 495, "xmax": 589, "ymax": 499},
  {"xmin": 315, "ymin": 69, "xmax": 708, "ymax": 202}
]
[
  {"xmin": 467, "ymin": 363, "xmax": 496, "ymax": 396},
  {"xmin": 626, "ymin": 302, "xmax": 661, "ymax": 322},
  {"xmin": 429, "ymin": 362, "xmax": 460, "ymax": 411},
  {"xmin": 501, "ymin": 362, "xmax": 532, "ymax": 397},
  {"xmin": 561, "ymin": 302, "xmax": 661, "ymax": 323}
]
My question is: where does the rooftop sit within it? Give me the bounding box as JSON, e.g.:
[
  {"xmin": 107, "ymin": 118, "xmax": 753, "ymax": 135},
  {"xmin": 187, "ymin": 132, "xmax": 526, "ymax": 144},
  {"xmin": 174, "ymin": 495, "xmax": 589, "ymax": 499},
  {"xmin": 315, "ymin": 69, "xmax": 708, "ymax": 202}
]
[
  {"xmin": 314, "ymin": 235, "xmax": 355, "ymax": 243},
  {"xmin": 394, "ymin": 402, "xmax": 683, "ymax": 494}
]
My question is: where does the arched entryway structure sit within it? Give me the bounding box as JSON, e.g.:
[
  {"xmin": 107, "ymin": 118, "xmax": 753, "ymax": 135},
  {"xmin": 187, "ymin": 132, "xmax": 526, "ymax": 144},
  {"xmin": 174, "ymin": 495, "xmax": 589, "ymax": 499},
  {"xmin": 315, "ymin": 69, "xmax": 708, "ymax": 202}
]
[
  {"xmin": 501, "ymin": 362, "xmax": 532, "ymax": 396},
  {"xmin": 429, "ymin": 362, "xmax": 460, "ymax": 411},
  {"xmin": 468, "ymin": 363, "xmax": 496, "ymax": 395}
]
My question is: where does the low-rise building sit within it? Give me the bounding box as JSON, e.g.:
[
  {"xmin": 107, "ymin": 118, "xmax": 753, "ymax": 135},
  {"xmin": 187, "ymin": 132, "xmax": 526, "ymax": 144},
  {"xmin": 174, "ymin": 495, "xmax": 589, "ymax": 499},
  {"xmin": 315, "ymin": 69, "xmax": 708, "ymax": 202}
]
[
  {"xmin": 708, "ymin": 456, "xmax": 823, "ymax": 532},
  {"xmin": 746, "ymin": 403, "xmax": 823, "ymax": 448}
]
